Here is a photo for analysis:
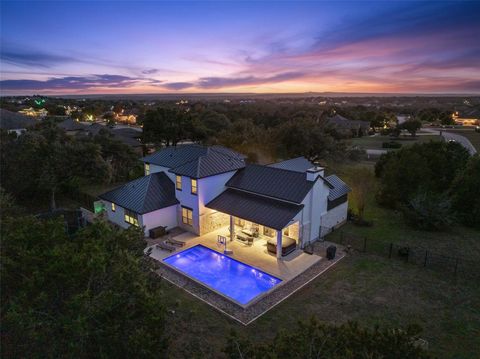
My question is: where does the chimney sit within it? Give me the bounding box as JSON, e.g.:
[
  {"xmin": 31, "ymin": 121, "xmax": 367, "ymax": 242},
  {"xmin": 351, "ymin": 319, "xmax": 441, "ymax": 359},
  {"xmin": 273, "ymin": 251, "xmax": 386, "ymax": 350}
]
[{"xmin": 306, "ymin": 166, "xmax": 324, "ymax": 181}]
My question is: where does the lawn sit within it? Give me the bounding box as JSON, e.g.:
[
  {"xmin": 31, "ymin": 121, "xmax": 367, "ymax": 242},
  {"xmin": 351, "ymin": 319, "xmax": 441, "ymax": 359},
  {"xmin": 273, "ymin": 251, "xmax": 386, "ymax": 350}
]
[
  {"xmin": 445, "ymin": 128, "xmax": 480, "ymax": 152},
  {"xmin": 350, "ymin": 134, "xmax": 442, "ymax": 150},
  {"xmin": 156, "ymin": 163, "xmax": 480, "ymax": 359}
]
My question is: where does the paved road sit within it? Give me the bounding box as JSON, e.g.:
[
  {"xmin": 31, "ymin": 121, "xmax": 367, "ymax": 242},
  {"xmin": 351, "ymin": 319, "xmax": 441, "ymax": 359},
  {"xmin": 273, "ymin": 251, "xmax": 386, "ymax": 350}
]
[{"xmin": 424, "ymin": 128, "xmax": 477, "ymax": 155}]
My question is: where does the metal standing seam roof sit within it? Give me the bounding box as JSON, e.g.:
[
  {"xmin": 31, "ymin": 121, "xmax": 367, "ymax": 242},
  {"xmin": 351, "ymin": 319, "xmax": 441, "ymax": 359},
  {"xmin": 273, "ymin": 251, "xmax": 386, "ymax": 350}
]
[
  {"xmin": 205, "ymin": 188, "xmax": 303, "ymax": 230},
  {"xmin": 325, "ymin": 174, "xmax": 351, "ymax": 201},
  {"xmin": 226, "ymin": 164, "xmax": 315, "ymax": 204},
  {"xmin": 268, "ymin": 157, "xmax": 314, "ymax": 173},
  {"xmin": 98, "ymin": 172, "xmax": 179, "ymax": 214},
  {"xmin": 141, "ymin": 144, "xmax": 246, "ymax": 179}
]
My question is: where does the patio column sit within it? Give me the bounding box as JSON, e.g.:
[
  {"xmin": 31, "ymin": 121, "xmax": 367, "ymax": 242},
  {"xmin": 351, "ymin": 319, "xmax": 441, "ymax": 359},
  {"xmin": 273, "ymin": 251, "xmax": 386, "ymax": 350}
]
[
  {"xmin": 276, "ymin": 230, "xmax": 282, "ymax": 259},
  {"xmin": 230, "ymin": 215, "xmax": 234, "ymax": 242}
]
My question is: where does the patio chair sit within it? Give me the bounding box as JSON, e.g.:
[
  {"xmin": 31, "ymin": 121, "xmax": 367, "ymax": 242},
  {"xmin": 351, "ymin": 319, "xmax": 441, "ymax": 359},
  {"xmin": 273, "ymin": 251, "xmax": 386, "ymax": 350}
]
[
  {"xmin": 156, "ymin": 241, "xmax": 176, "ymax": 252},
  {"xmin": 166, "ymin": 237, "xmax": 185, "ymax": 247}
]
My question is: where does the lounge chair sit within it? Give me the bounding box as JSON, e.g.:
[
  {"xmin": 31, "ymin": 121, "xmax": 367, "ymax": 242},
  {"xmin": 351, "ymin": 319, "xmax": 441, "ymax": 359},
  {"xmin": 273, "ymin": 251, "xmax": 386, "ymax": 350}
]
[
  {"xmin": 156, "ymin": 241, "xmax": 176, "ymax": 252},
  {"xmin": 166, "ymin": 237, "xmax": 185, "ymax": 247}
]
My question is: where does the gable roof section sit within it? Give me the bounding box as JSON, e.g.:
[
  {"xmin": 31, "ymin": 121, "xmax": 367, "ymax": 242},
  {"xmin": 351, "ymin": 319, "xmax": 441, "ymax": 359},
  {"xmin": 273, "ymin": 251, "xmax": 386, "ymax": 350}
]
[
  {"xmin": 226, "ymin": 164, "xmax": 314, "ymax": 204},
  {"xmin": 268, "ymin": 157, "xmax": 314, "ymax": 173},
  {"xmin": 58, "ymin": 118, "xmax": 87, "ymax": 131},
  {"xmin": 0, "ymin": 109, "xmax": 37, "ymax": 130},
  {"xmin": 141, "ymin": 144, "xmax": 245, "ymax": 178},
  {"xmin": 325, "ymin": 174, "xmax": 351, "ymax": 201},
  {"xmin": 326, "ymin": 114, "xmax": 370, "ymax": 130},
  {"xmin": 206, "ymin": 188, "xmax": 303, "ymax": 230},
  {"xmin": 99, "ymin": 172, "xmax": 178, "ymax": 214}
]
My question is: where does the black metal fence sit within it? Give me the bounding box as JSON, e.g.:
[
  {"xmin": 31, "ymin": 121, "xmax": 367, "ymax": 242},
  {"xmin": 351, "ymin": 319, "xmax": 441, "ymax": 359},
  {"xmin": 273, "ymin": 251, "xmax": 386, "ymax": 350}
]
[{"xmin": 333, "ymin": 231, "xmax": 480, "ymax": 279}]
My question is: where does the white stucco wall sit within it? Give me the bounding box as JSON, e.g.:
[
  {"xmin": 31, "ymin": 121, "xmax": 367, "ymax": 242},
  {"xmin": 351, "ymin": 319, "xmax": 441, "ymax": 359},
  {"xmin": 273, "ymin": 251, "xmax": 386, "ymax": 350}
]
[
  {"xmin": 102, "ymin": 200, "xmax": 130, "ymax": 230},
  {"xmin": 140, "ymin": 204, "xmax": 178, "ymax": 235},
  {"xmin": 320, "ymin": 201, "xmax": 348, "ymax": 237},
  {"xmin": 300, "ymin": 177, "xmax": 330, "ymax": 245},
  {"xmin": 146, "ymin": 163, "xmax": 175, "ymax": 180}
]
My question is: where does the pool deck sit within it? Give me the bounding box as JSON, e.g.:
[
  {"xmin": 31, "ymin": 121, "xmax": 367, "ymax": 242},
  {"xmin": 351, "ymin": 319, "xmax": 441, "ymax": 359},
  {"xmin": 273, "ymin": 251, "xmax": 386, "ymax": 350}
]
[
  {"xmin": 148, "ymin": 227, "xmax": 322, "ymax": 281},
  {"xmin": 146, "ymin": 227, "xmax": 345, "ymax": 324}
]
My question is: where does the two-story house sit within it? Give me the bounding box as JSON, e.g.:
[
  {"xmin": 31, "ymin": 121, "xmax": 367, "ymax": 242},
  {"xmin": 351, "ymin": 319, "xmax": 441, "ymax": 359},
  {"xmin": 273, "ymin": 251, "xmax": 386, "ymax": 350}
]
[{"xmin": 98, "ymin": 144, "xmax": 350, "ymax": 258}]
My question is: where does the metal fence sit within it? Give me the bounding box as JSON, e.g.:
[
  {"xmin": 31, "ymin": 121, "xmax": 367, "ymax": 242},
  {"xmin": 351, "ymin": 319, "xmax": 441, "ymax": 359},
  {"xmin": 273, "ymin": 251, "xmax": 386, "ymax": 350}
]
[{"xmin": 333, "ymin": 231, "xmax": 480, "ymax": 279}]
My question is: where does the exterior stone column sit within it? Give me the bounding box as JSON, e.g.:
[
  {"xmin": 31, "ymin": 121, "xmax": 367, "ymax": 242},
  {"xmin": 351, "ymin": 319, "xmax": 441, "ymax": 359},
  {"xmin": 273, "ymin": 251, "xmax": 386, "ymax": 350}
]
[{"xmin": 276, "ymin": 230, "xmax": 282, "ymax": 259}]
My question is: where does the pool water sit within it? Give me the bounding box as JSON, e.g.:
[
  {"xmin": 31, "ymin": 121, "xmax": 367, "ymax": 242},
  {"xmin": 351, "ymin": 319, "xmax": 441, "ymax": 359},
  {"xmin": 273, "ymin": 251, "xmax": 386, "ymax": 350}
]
[{"xmin": 163, "ymin": 245, "xmax": 282, "ymax": 305}]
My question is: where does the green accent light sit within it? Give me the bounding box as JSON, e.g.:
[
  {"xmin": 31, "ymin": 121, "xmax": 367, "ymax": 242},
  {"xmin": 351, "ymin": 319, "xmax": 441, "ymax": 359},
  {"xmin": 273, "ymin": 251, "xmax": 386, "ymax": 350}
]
[{"xmin": 94, "ymin": 201, "xmax": 105, "ymax": 214}]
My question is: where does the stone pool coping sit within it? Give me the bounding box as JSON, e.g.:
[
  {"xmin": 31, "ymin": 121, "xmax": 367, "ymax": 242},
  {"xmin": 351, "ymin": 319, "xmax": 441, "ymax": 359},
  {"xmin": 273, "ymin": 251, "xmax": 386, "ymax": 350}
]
[{"xmin": 147, "ymin": 242, "xmax": 345, "ymax": 325}]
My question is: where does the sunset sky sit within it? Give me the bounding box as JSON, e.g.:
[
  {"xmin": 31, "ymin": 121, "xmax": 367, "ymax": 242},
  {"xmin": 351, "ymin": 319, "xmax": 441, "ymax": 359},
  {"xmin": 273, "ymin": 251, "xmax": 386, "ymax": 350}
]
[{"xmin": 1, "ymin": 1, "xmax": 479, "ymax": 95}]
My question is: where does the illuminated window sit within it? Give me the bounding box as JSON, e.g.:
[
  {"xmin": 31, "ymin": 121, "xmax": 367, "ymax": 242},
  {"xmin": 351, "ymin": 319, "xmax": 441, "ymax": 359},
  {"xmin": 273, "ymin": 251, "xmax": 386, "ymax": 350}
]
[
  {"xmin": 145, "ymin": 163, "xmax": 150, "ymax": 175},
  {"xmin": 124, "ymin": 209, "xmax": 139, "ymax": 227},
  {"xmin": 263, "ymin": 226, "xmax": 275, "ymax": 237},
  {"xmin": 191, "ymin": 178, "xmax": 197, "ymax": 195},
  {"xmin": 234, "ymin": 217, "xmax": 245, "ymax": 227},
  {"xmin": 111, "ymin": 203, "xmax": 116, "ymax": 212},
  {"xmin": 176, "ymin": 175, "xmax": 182, "ymax": 190},
  {"xmin": 283, "ymin": 226, "xmax": 289, "ymax": 236},
  {"xmin": 182, "ymin": 207, "xmax": 193, "ymax": 226}
]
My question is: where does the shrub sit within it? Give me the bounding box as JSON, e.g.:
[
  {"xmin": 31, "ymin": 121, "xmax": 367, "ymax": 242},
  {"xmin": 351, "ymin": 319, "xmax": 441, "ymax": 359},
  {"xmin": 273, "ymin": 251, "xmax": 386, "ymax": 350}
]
[{"xmin": 402, "ymin": 192, "xmax": 454, "ymax": 231}]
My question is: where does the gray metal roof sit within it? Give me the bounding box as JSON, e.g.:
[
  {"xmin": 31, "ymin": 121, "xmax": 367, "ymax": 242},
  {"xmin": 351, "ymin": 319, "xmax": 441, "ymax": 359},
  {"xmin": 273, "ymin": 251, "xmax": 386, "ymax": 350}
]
[
  {"xmin": 99, "ymin": 172, "xmax": 178, "ymax": 214},
  {"xmin": 268, "ymin": 157, "xmax": 314, "ymax": 173},
  {"xmin": 226, "ymin": 164, "xmax": 314, "ymax": 204},
  {"xmin": 326, "ymin": 114, "xmax": 370, "ymax": 130},
  {"xmin": 0, "ymin": 109, "xmax": 37, "ymax": 130},
  {"xmin": 206, "ymin": 188, "xmax": 303, "ymax": 230},
  {"xmin": 142, "ymin": 144, "xmax": 245, "ymax": 179},
  {"xmin": 325, "ymin": 174, "xmax": 351, "ymax": 201}
]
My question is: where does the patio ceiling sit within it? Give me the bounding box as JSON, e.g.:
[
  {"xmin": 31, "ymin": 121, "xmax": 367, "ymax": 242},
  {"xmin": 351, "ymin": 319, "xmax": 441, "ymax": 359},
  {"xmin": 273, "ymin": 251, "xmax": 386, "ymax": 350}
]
[{"xmin": 205, "ymin": 188, "xmax": 303, "ymax": 230}]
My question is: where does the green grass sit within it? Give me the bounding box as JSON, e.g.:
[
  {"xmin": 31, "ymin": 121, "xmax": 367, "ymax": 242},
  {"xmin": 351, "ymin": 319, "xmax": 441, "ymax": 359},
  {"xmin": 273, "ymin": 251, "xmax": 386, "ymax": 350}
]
[
  {"xmin": 350, "ymin": 134, "xmax": 442, "ymax": 150},
  {"xmin": 157, "ymin": 163, "xmax": 480, "ymax": 359},
  {"xmin": 445, "ymin": 128, "xmax": 480, "ymax": 152}
]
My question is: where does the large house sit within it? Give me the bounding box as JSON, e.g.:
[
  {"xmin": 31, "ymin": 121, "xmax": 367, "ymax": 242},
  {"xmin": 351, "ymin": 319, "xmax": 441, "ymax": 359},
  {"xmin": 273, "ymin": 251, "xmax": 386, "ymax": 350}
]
[{"xmin": 98, "ymin": 145, "xmax": 350, "ymax": 258}]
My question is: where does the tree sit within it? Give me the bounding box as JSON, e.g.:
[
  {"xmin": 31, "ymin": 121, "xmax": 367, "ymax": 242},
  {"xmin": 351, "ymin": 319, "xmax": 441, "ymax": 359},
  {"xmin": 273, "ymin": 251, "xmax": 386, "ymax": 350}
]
[
  {"xmin": 399, "ymin": 119, "xmax": 422, "ymax": 137},
  {"xmin": 345, "ymin": 166, "xmax": 375, "ymax": 220},
  {"xmin": 0, "ymin": 123, "xmax": 110, "ymax": 209},
  {"xmin": 403, "ymin": 191, "xmax": 454, "ymax": 231},
  {"xmin": 450, "ymin": 155, "xmax": 480, "ymax": 228},
  {"xmin": 224, "ymin": 318, "xmax": 430, "ymax": 359},
  {"xmin": 1, "ymin": 217, "xmax": 168, "ymax": 358},
  {"xmin": 142, "ymin": 107, "xmax": 193, "ymax": 146},
  {"xmin": 375, "ymin": 141, "xmax": 470, "ymax": 208}
]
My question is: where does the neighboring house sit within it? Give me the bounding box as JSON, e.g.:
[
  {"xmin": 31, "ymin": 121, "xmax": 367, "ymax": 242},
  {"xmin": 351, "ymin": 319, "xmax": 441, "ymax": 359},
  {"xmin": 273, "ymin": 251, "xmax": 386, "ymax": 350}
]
[
  {"xmin": 98, "ymin": 145, "xmax": 350, "ymax": 258},
  {"xmin": 58, "ymin": 118, "xmax": 89, "ymax": 136},
  {"xmin": 452, "ymin": 111, "xmax": 479, "ymax": 126},
  {"xmin": 0, "ymin": 108, "xmax": 37, "ymax": 135},
  {"xmin": 325, "ymin": 114, "xmax": 370, "ymax": 136},
  {"xmin": 85, "ymin": 123, "xmax": 143, "ymax": 154},
  {"xmin": 18, "ymin": 107, "xmax": 49, "ymax": 118}
]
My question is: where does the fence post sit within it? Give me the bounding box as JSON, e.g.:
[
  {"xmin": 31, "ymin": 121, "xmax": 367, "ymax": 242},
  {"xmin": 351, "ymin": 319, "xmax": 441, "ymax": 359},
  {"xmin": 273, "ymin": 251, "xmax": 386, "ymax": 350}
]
[
  {"xmin": 388, "ymin": 243, "xmax": 393, "ymax": 258},
  {"xmin": 424, "ymin": 250, "xmax": 428, "ymax": 267},
  {"xmin": 363, "ymin": 237, "xmax": 367, "ymax": 253},
  {"xmin": 454, "ymin": 258, "xmax": 459, "ymax": 277},
  {"xmin": 406, "ymin": 247, "xmax": 410, "ymax": 263},
  {"xmin": 340, "ymin": 231, "xmax": 344, "ymax": 244}
]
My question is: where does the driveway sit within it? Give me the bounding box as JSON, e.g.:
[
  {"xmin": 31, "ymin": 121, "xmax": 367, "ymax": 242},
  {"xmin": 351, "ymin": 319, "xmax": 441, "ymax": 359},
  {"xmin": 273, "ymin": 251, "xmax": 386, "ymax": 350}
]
[{"xmin": 424, "ymin": 128, "xmax": 477, "ymax": 155}]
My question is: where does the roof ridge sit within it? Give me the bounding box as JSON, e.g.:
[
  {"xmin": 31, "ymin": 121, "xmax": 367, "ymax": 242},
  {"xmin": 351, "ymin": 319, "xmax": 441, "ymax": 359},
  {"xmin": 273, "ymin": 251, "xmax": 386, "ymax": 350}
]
[
  {"xmin": 209, "ymin": 146, "xmax": 244, "ymax": 161},
  {"xmin": 247, "ymin": 163, "xmax": 307, "ymax": 176}
]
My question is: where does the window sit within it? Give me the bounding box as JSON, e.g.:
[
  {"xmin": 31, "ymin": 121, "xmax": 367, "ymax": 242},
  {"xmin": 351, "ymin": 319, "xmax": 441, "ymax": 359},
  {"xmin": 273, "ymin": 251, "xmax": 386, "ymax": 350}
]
[
  {"xmin": 191, "ymin": 178, "xmax": 197, "ymax": 195},
  {"xmin": 176, "ymin": 175, "xmax": 182, "ymax": 190},
  {"xmin": 111, "ymin": 203, "xmax": 116, "ymax": 212},
  {"xmin": 234, "ymin": 217, "xmax": 245, "ymax": 227},
  {"xmin": 182, "ymin": 207, "xmax": 193, "ymax": 226},
  {"xmin": 145, "ymin": 163, "xmax": 150, "ymax": 175},
  {"xmin": 263, "ymin": 226, "xmax": 275, "ymax": 237},
  {"xmin": 124, "ymin": 209, "xmax": 139, "ymax": 227}
]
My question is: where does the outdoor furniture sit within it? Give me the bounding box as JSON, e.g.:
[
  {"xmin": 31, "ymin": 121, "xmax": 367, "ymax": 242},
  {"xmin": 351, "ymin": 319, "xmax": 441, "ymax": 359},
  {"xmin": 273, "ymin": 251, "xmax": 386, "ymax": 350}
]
[
  {"xmin": 267, "ymin": 236, "xmax": 296, "ymax": 256},
  {"xmin": 236, "ymin": 233, "xmax": 254, "ymax": 245},
  {"xmin": 156, "ymin": 241, "xmax": 176, "ymax": 252},
  {"xmin": 166, "ymin": 237, "xmax": 185, "ymax": 247},
  {"xmin": 149, "ymin": 226, "xmax": 168, "ymax": 239},
  {"xmin": 326, "ymin": 245, "xmax": 336, "ymax": 260}
]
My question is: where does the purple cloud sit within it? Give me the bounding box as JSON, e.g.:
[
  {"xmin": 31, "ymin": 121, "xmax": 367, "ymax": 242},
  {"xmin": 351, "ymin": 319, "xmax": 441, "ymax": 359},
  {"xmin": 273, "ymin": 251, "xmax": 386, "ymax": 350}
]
[
  {"xmin": 163, "ymin": 82, "xmax": 194, "ymax": 90},
  {"xmin": 142, "ymin": 68, "xmax": 159, "ymax": 74},
  {"xmin": 0, "ymin": 74, "xmax": 162, "ymax": 91},
  {"xmin": 1, "ymin": 49, "xmax": 77, "ymax": 68},
  {"xmin": 196, "ymin": 71, "xmax": 305, "ymax": 89}
]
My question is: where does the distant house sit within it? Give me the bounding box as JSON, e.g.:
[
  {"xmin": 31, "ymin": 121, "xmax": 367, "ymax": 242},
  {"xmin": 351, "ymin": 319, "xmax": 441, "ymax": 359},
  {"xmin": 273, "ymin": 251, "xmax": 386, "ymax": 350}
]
[
  {"xmin": 98, "ymin": 145, "xmax": 351, "ymax": 258},
  {"xmin": 18, "ymin": 107, "xmax": 48, "ymax": 118},
  {"xmin": 452, "ymin": 111, "xmax": 479, "ymax": 126},
  {"xmin": 325, "ymin": 114, "xmax": 370, "ymax": 136},
  {"xmin": 58, "ymin": 118, "xmax": 88, "ymax": 136},
  {"xmin": 85, "ymin": 123, "xmax": 143, "ymax": 154},
  {"xmin": 0, "ymin": 108, "xmax": 37, "ymax": 135}
]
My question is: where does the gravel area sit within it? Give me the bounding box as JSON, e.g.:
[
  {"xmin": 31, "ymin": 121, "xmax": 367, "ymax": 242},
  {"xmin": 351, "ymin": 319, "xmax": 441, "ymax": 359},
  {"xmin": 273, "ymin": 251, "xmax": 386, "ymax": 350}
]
[{"xmin": 147, "ymin": 241, "xmax": 345, "ymax": 325}]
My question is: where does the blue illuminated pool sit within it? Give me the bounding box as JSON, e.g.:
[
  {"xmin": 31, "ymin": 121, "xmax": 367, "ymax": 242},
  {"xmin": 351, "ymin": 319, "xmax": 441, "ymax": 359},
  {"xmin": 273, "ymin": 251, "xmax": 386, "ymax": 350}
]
[{"xmin": 163, "ymin": 245, "xmax": 282, "ymax": 305}]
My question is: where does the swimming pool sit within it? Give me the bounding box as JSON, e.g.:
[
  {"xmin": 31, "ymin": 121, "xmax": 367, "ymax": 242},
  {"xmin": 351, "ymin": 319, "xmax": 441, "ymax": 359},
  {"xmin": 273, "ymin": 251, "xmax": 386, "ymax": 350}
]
[{"xmin": 163, "ymin": 245, "xmax": 282, "ymax": 305}]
